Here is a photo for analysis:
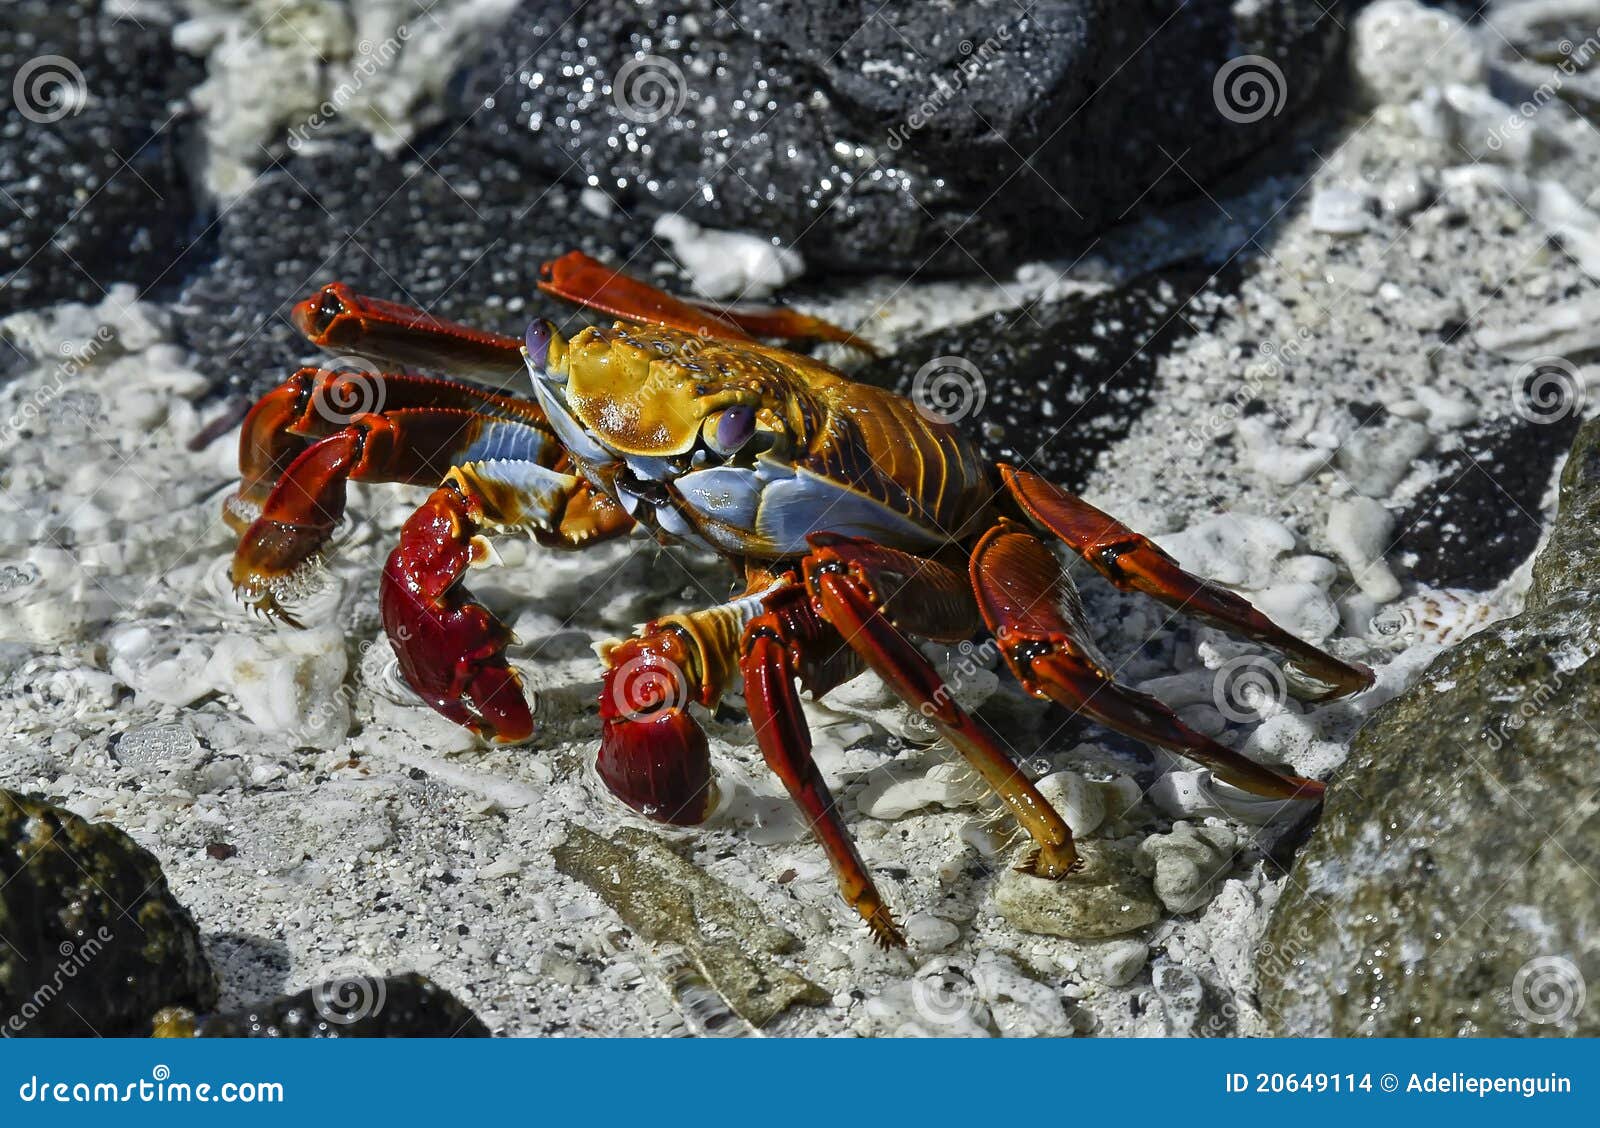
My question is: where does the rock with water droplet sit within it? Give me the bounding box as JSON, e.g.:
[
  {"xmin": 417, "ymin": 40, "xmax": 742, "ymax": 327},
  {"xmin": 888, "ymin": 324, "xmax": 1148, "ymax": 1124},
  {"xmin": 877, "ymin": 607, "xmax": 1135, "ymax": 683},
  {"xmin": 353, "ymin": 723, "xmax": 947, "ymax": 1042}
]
[
  {"xmin": 459, "ymin": 1, "xmax": 1346, "ymax": 272},
  {"xmin": 159, "ymin": 973, "xmax": 489, "ymax": 1038},
  {"xmin": 1263, "ymin": 422, "xmax": 1600, "ymax": 1035},
  {"xmin": 1, "ymin": 790, "xmax": 216, "ymax": 1035}
]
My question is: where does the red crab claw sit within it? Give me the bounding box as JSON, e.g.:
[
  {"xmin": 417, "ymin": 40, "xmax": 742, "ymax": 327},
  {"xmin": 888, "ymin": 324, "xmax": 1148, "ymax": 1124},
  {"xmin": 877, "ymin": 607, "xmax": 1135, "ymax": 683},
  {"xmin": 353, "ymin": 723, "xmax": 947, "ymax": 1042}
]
[
  {"xmin": 380, "ymin": 479, "xmax": 534, "ymax": 744},
  {"xmin": 595, "ymin": 632, "xmax": 717, "ymax": 825}
]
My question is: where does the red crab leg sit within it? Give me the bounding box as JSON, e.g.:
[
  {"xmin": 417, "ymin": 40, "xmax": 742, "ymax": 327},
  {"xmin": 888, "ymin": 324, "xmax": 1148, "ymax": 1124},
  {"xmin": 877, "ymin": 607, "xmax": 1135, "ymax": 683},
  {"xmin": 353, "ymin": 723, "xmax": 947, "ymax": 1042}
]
[
  {"xmin": 231, "ymin": 408, "xmax": 566, "ymax": 621},
  {"xmin": 291, "ymin": 283, "xmax": 527, "ymax": 384},
  {"xmin": 228, "ymin": 367, "xmax": 551, "ymax": 532},
  {"xmin": 537, "ymin": 251, "xmax": 877, "ymax": 352},
  {"xmin": 970, "ymin": 522, "xmax": 1325, "ymax": 801},
  {"xmin": 1000, "ymin": 465, "xmax": 1374, "ymax": 701},
  {"xmin": 802, "ymin": 537, "xmax": 1080, "ymax": 881},
  {"xmin": 740, "ymin": 589, "xmax": 903, "ymax": 948}
]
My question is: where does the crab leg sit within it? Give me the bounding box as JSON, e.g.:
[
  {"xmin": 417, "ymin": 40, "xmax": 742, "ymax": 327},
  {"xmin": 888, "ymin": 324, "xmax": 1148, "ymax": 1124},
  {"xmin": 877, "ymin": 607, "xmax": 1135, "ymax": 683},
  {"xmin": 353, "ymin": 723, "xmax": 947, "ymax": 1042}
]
[
  {"xmin": 231, "ymin": 408, "xmax": 563, "ymax": 618},
  {"xmin": 970, "ymin": 522, "xmax": 1325, "ymax": 801},
  {"xmin": 537, "ymin": 251, "xmax": 876, "ymax": 352},
  {"xmin": 802, "ymin": 536, "xmax": 1081, "ymax": 881},
  {"xmin": 228, "ymin": 367, "xmax": 551, "ymax": 532},
  {"xmin": 1000, "ymin": 465, "xmax": 1374, "ymax": 700},
  {"xmin": 740, "ymin": 586, "xmax": 902, "ymax": 947},
  {"xmin": 291, "ymin": 282, "xmax": 527, "ymax": 385}
]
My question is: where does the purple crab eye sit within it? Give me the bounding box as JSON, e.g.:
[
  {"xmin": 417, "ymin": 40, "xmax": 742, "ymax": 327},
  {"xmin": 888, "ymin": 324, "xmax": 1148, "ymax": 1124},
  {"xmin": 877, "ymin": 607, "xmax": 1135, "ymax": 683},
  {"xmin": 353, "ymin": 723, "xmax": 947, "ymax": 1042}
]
[
  {"xmin": 524, "ymin": 319, "xmax": 553, "ymax": 367},
  {"xmin": 712, "ymin": 406, "xmax": 756, "ymax": 455}
]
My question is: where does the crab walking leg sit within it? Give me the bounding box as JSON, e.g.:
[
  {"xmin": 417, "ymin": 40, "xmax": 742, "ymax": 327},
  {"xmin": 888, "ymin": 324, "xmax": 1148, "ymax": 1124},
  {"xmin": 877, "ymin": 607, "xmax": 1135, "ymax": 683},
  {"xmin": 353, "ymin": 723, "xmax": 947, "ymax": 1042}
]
[
  {"xmin": 802, "ymin": 538, "xmax": 1081, "ymax": 880},
  {"xmin": 231, "ymin": 408, "xmax": 562, "ymax": 617},
  {"xmin": 380, "ymin": 459, "xmax": 630, "ymax": 743},
  {"xmin": 999, "ymin": 465, "xmax": 1374, "ymax": 700},
  {"xmin": 740, "ymin": 605, "xmax": 904, "ymax": 948},
  {"xmin": 229, "ymin": 368, "xmax": 554, "ymax": 532},
  {"xmin": 970, "ymin": 523, "xmax": 1326, "ymax": 802},
  {"xmin": 290, "ymin": 282, "xmax": 528, "ymax": 386},
  {"xmin": 537, "ymin": 251, "xmax": 877, "ymax": 353}
]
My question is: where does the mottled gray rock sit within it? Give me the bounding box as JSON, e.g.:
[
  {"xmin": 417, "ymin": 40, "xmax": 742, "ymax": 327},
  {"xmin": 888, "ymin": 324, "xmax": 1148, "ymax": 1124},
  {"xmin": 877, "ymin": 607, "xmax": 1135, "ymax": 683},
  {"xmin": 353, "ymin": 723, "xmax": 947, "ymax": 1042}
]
[
  {"xmin": 993, "ymin": 841, "xmax": 1161, "ymax": 940},
  {"xmin": 1529, "ymin": 419, "xmax": 1600, "ymax": 608},
  {"xmin": 0, "ymin": 789, "xmax": 216, "ymax": 1036},
  {"xmin": 158, "ymin": 973, "xmax": 490, "ymax": 1038},
  {"xmin": 0, "ymin": 0, "xmax": 204, "ymax": 315},
  {"xmin": 552, "ymin": 823, "xmax": 826, "ymax": 1026},
  {"xmin": 1262, "ymin": 422, "xmax": 1600, "ymax": 1035},
  {"xmin": 460, "ymin": 0, "xmax": 1348, "ymax": 272}
]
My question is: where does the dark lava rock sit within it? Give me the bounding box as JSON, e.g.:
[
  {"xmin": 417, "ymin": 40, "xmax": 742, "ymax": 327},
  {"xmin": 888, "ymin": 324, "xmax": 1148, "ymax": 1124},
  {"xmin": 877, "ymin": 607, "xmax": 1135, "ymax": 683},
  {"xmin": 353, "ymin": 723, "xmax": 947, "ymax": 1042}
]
[
  {"xmin": 0, "ymin": 0, "xmax": 204, "ymax": 315},
  {"xmin": 159, "ymin": 972, "xmax": 490, "ymax": 1038},
  {"xmin": 176, "ymin": 139, "xmax": 670, "ymax": 394},
  {"xmin": 854, "ymin": 265, "xmax": 1237, "ymax": 488},
  {"xmin": 0, "ymin": 789, "xmax": 217, "ymax": 1036},
  {"xmin": 460, "ymin": 0, "xmax": 1347, "ymax": 272},
  {"xmin": 1261, "ymin": 420, "xmax": 1600, "ymax": 1036},
  {"xmin": 1391, "ymin": 413, "xmax": 1579, "ymax": 590}
]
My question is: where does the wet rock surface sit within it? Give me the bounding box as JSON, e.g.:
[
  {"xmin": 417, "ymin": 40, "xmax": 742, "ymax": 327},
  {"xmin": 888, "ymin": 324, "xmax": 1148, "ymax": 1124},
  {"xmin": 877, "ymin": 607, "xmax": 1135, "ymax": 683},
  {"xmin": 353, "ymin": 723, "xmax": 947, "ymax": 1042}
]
[
  {"xmin": 1261, "ymin": 420, "xmax": 1600, "ymax": 1036},
  {"xmin": 162, "ymin": 972, "xmax": 490, "ymax": 1038},
  {"xmin": 0, "ymin": 0, "xmax": 204, "ymax": 316},
  {"xmin": 0, "ymin": 789, "xmax": 217, "ymax": 1036},
  {"xmin": 459, "ymin": 0, "xmax": 1347, "ymax": 273}
]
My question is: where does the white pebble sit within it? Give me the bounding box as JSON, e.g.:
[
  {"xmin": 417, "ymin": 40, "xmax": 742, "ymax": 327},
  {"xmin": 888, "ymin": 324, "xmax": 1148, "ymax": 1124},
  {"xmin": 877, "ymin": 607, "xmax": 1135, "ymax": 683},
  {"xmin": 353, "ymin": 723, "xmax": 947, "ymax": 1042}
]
[
  {"xmin": 1310, "ymin": 186, "xmax": 1372, "ymax": 236},
  {"xmin": 1351, "ymin": 0, "xmax": 1483, "ymax": 105},
  {"xmin": 652, "ymin": 214, "xmax": 804, "ymax": 299},
  {"xmin": 1326, "ymin": 497, "xmax": 1401, "ymax": 602},
  {"xmin": 904, "ymin": 912, "xmax": 961, "ymax": 950},
  {"xmin": 1035, "ymin": 771, "xmax": 1106, "ymax": 837}
]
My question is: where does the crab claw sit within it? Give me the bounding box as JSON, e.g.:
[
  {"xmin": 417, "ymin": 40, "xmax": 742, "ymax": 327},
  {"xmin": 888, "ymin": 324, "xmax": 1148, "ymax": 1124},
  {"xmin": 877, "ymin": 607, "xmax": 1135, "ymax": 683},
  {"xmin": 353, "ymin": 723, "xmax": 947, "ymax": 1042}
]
[
  {"xmin": 379, "ymin": 481, "xmax": 534, "ymax": 743},
  {"xmin": 595, "ymin": 636, "xmax": 716, "ymax": 824}
]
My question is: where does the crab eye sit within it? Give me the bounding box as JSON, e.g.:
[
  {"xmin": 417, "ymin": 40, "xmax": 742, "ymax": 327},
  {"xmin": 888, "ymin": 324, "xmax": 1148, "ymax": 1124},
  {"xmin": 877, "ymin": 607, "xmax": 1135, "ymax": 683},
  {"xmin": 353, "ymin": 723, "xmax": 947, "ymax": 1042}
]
[
  {"xmin": 524, "ymin": 319, "xmax": 553, "ymax": 367},
  {"xmin": 708, "ymin": 406, "xmax": 756, "ymax": 455}
]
